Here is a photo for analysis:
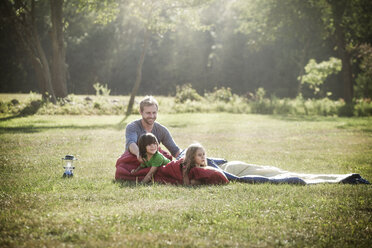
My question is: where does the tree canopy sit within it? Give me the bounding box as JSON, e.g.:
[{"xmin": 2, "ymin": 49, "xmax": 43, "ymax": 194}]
[{"xmin": 1, "ymin": 0, "xmax": 371, "ymax": 102}]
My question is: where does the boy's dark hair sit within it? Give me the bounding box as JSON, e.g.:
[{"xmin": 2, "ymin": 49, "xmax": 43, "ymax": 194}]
[{"xmin": 138, "ymin": 133, "xmax": 159, "ymax": 160}]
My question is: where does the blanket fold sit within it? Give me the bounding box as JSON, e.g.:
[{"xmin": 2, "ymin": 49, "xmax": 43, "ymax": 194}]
[{"xmin": 207, "ymin": 159, "xmax": 370, "ymax": 185}]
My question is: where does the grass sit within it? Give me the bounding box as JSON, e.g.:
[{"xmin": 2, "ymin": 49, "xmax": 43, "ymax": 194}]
[{"xmin": 0, "ymin": 110, "xmax": 371, "ymax": 247}]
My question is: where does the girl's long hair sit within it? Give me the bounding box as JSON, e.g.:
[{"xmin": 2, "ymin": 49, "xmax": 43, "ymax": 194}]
[
  {"xmin": 183, "ymin": 143, "xmax": 206, "ymax": 172},
  {"xmin": 138, "ymin": 133, "xmax": 158, "ymax": 161}
]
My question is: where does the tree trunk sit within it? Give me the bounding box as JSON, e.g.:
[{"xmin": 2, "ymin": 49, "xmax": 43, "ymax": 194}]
[
  {"xmin": 296, "ymin": 41, "xmax": 310, "ymax": 96},
  {"xmin": 32, "ymin": 28, "xmax": 56, "ymax": 103},
  {"xmin": 330, "ymin": 0, "xmax": 354, "ymax": 102},
  {"xmin": 0, "ymin": 0, "xmax": 57, "ymax": 103},
  {"xmin": 339, "ymin": 49, "xmax": 353, "ymax": 102},
  {"xmin": 334, "ymin": 19, "xmax": 353, "ymax": 102},
  {"xmin": 50, "ymin": 0, "xmax": 68, "ymax": 98},
  {"xmin": 126, "ymin": 29, "xmax": 150, "ymax": 116}
]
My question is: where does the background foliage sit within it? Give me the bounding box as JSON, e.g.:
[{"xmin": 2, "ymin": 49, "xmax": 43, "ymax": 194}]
[{"xmin": 1, "ymin": 0, "xmax": 371, "ymax": 101}]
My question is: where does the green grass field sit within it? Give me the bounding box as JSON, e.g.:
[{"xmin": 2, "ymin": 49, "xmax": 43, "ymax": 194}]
[{"xmin": 1, "ymin": 111, "xmax": 371, "ymax": 247}]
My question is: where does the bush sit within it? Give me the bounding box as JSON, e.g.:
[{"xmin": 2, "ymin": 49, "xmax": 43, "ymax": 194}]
[
  {"xmin": 175, "ymin": 84, "xmax": 203, "ymax": 103},
  {"xmin": 205, "ymin": 87, "xmax": 233, "ymax": 102},
  {"xmin": 354, "ymin": 99, "xmax": 372, "ymax": 116},
  {"xmin": 20, "ymin": 100, "xmax": 42, "ymax": 116},
  {"xmin": 338, "ymin": 102, "xmax": 355, "ymax": 117},
  {"xmin": 249, "ymin": 88, "xmax": 274, "ymax": 114},
  {"xmin": 2, "ymin": 92, "xmax": 372, "ymax": 117}
]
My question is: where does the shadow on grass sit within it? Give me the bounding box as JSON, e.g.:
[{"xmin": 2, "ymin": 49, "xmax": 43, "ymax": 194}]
[
  {"xmin": 0, "ymin": 114, "xmax": 130, "ymax": 134},
  {"xmin": 112, "ymin": 179, "xmax": 205, "ymax": 188},
  {"xmin": 112, "ymin": 179, "xmax": 170, "ymax": 188},
  {"xmin": 0, "ymin": 123, "xmax": 127, "ymax": 134},
  {"xmin": 0, "ymin": 115, "xmax": 23, "ymax": 122}
]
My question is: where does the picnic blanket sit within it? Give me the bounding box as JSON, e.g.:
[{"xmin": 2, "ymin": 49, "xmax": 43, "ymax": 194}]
[
  {"xmin": 115, "ymin": 148, "xmax": 229, "ymax": 185},
  {"xmin": 207, "ymin": 158, "xmax": 370, "ymax": 185}
]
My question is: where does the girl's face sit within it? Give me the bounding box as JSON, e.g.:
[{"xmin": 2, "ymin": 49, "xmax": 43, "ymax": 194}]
[
  {"xmin": 146, "ymin": 143, "xmax": 158, "ymax": 155},
  {"xmin": 194, "ymin": 148, "xmax": 206, "ymax": 167}
]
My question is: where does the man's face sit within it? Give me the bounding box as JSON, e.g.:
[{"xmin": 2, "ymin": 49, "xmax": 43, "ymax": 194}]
[{"xmin": 141, "ymin": 105, "xmax": 158, "ymax": 125}]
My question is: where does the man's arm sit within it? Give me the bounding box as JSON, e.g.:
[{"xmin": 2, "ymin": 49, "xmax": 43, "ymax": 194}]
[
  {"xmin": 157, "ymin": 124, "xmax": 181, "ymax": 158},
  {"xmin": 174, "ymin": 149, "xmax": 181, "ymax": 159},
  {"xmin": 128, "ymin": 142, "xmax": 143, "ymax": 163},
  {"xmin": 125, "ymin": 121, "xmax": 144, "ymax": 163}
]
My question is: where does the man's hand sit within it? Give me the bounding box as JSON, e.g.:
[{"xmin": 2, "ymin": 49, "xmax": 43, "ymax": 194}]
[{"xmin": 136, "ymin": 154, "xmax": 144, "ymax": 163}]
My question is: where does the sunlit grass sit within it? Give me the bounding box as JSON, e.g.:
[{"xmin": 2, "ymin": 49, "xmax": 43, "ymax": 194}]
[{"xmin": 1, "ymin": 113, "xmax": 371, "ymax": 247}]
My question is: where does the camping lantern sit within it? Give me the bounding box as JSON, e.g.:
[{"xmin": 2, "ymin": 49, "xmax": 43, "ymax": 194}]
[{"xmin": 62, "ymin": 155, "xmax": 77, "ymax": 178}]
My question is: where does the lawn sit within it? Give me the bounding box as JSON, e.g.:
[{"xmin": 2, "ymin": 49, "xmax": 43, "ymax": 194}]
[{"xmin": 0, "ymin": 112, "xmax": 371, "ymax": 247}]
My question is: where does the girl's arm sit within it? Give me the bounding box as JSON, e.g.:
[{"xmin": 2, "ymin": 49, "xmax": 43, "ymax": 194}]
[
  {"xmin": 142, "ymin": 166, "xmax": 159, "ymax": 183},
  {"xmin": 131, "ymin": 165, "xmax": 142, "ymax": 174}
]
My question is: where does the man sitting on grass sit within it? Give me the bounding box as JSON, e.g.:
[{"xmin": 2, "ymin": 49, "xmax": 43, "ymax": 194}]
[{"xmin": 125, "ymin": 96, "xmax": 182, "ymax": 162}]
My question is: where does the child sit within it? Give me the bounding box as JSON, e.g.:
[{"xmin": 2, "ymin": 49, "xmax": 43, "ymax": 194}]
[
  {"xmin": 131, "ymin": 133, "xmax": 171, "ymax": 183},
  {"xmin": 181, "ymin": 143, "xmax": 208, "ymax": 185}
]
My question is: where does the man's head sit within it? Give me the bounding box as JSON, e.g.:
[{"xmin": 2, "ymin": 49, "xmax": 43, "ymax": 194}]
[
  {"xmin": 140, "ymin": 96, "xmax": 158, "ymax": 126},
  {"xmin": 140, "ymin": 96, "xmax": 158, "ymax": 112}
]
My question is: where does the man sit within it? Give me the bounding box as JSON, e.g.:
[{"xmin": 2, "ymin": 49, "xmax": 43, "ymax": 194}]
[{"xmin": 125, "ymin": 96, "xmax": 181, "ymax": 162}]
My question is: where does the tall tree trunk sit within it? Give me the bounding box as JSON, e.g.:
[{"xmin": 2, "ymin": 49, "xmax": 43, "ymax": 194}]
[
  {"xmin": 50, "ymin": 0, "xmax": 67, "ymax": 98},
  {"xmin": 330, "ymin": 0, "xmax": 354, "ymax": 102},
  {"xmin": 295, "ymin": 41, "xmax": 310, "ymax": 96},
  {"xmin": 32, "ymin": 27, "xmax": 56, "ymax": 103},
  {"xmin": 339, "ymin": 47, "xmax": 353, "ymax": 102},
  {"xmin": 126, "ymin": 29, "xmax": 150, "ymax": 116}
]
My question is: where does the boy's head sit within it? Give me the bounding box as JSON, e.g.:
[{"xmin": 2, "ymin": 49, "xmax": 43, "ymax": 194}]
[{"xmin": 138, "ymin": 133, "xmax": 159, "ymax": 158}]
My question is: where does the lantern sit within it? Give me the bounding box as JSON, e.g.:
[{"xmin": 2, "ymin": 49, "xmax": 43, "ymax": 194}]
[{"xmin": 62, "ymin": 155, "xmax": 77, "ymax": 178}]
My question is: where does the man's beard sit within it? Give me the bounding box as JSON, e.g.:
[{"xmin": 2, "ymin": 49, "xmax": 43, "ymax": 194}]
[{"xmin": 143, "ymin": 117, "xmax": 155, "ymax": 125}]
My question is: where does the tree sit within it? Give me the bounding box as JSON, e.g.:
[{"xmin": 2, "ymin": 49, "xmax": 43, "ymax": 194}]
[
  {"xmin": 51, "ymin": 0, "xmax": 67, "ymax": 98},
  {"xmin": 321, "ymin": 0, "xmax": 372, "ymax": 102},
  {"xmin": 124, "ymin": 0, "xmax": 212, "ymax": 116},
  {"xmin": 0, "ymin": 0, "xmax": 118, "ymax": 101},
  {"xmin": 233, "ymin": 0, "xmax": 372, "ymax": 101},
  {"xmin": 1, "ymin": 0, "xmax": 57, "ymax": 102},
  {"xmin": 233, "ymin": 0, "xmax": 327, "ymax": 96},
  {"xmin": 300, "ymin": 57, "xmax": 342, "ymax": 97}
]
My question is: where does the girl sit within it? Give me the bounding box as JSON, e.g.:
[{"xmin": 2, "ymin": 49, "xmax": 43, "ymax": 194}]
[
  {"xmin": 181, "ymin": 143, "xmax": 207, "ymax": 185},
  {"xmin": 131, "ymin": 133, "xmax": 170, "ymax": 183}
]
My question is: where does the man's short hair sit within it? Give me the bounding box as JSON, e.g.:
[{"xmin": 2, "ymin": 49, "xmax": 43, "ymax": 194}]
[{"xmin": 139, "ymin": 95, "xmax": 159, "ymax": 112}]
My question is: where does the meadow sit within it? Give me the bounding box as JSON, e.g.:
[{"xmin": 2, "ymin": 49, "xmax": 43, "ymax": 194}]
[{"xmin": 0, "ymin": 95, "xmax": 372, "ymax": 247}]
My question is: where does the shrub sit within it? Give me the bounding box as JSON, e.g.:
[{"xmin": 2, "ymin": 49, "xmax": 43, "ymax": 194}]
[
  {"xmin": 205, "ymin": 87, "xmax": 233, "ymax": 102},
  {"xmin": 20, "ymin": 100, "xmax": 43, "ymax": 116},
  {"xmin": 249, "ymin": 88, "xmax": 274, "ymax": 114},
  {"xmin": 175, "ymin": 84, "xmax": 203, "ymax": 103},
  {"xmin": 0, "ymin": 101, "xmax": 7, "ymax": 114},
  {"xmin": 338, "ymin": 102, "xmax": 355, "ymax": 117},
  {"xmin": 354, "ymin": 98, "xmax": 372, "ymax": 116},
  {"xmin": 93, "ymin": 82, "xmax": 111, "ymax": 96}
]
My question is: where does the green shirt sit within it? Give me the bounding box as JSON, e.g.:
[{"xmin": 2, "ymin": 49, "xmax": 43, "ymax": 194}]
[{"xmin": 140, "ymin": 151, "xmax": 171, "ymax": 168}]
